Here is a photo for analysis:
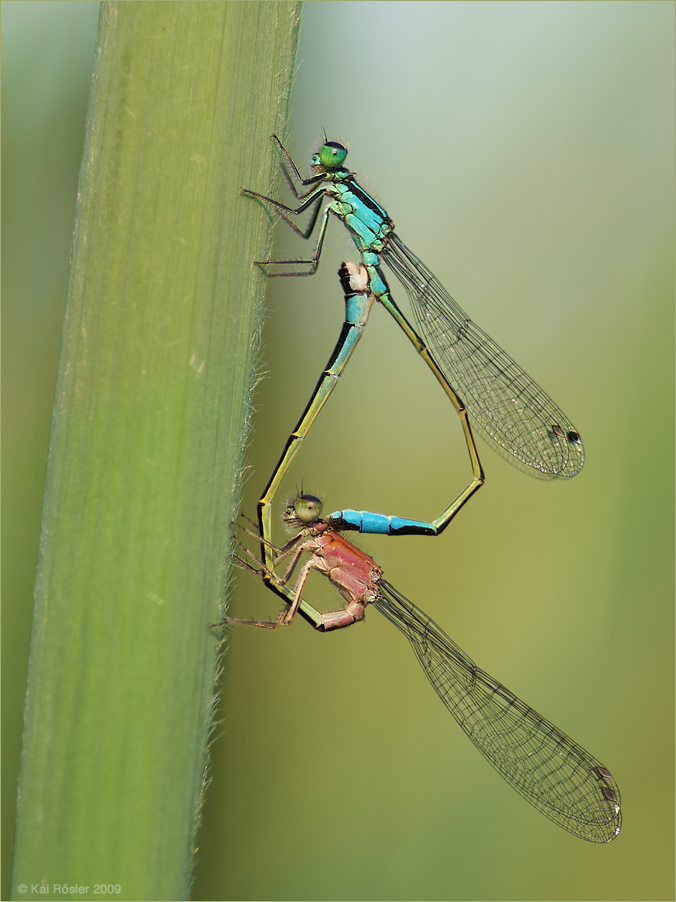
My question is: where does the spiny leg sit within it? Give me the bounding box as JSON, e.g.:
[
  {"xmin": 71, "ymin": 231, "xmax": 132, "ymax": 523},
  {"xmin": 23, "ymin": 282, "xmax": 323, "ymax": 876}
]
[
  {"xmin": 252, "ymin": 204, "xmax": 332, "ymax": 276},
  {"xmin": 270, "ymin": 134, "xmax": 325, "ymax": 195},
  {"xmin": 225, "ymin": 519, "xmax": 332, "ymax": 631},
  {"xmin": 242, "ymin": 183, "xmax": 325, "ymax": 239}
]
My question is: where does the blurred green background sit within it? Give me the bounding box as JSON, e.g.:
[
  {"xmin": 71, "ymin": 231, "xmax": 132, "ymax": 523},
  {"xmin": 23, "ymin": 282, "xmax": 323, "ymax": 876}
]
[{"xmin": 3, "ymin": 2, "xmax": 673, "ymax": 900}]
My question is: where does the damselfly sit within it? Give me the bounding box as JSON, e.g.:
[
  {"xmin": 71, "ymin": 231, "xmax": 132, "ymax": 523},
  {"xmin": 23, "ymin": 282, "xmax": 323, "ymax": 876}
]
[
  {"xmin": 225, "ymin": 494, "xmax": 621, "ymax": 844},
  {"xmin": 244, "ymin": 137, "xmax": 584, "ymax": 484}
]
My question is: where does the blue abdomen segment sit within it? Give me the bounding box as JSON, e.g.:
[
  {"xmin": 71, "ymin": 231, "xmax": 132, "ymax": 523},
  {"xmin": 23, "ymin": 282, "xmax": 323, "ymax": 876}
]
[{"xmin": 328, "ymin": 509, "xmax": 437, "ymax": 537}]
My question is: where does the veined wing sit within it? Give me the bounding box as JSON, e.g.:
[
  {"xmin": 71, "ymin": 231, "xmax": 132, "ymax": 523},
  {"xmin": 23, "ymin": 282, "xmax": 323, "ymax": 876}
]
[
  {"xmin": 381, "ymin": 234, "xmax": 584, "ymax": 478},
  {"xmin": 375, "ymin": 580, "xmax": 621, "ymax": 842}
]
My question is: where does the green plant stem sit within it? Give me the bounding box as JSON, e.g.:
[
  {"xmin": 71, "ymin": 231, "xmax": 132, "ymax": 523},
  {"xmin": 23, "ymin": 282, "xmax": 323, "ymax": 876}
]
[{"xmin": 11, "ymin": 3, "xmax": 301, "ymax": 899}]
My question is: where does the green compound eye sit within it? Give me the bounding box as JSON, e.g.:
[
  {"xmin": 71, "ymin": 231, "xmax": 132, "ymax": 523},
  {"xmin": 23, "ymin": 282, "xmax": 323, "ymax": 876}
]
[
  {"xmin": 318, "ymin": 141, "xmax": 347, "ymax": 169},
  {"xmin": 294, "ymin": 494, "xmax": 323, "ymax": 523}
]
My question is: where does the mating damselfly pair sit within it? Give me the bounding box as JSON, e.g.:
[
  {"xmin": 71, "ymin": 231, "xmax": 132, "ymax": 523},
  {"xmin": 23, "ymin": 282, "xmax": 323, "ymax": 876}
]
[{"xmin": 219, "ymin": 136, "xmax": 620, "ymax": 843}]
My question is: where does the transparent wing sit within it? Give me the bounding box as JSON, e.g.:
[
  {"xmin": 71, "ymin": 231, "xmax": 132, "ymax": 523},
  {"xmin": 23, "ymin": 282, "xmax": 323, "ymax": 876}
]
[
  {"xmin": 381, "ymin": 234, "xmax": 584, "ymax": 478},
  {"xmin": 375, "ymin": 580, "xmax": 621, "ymax": 842}
]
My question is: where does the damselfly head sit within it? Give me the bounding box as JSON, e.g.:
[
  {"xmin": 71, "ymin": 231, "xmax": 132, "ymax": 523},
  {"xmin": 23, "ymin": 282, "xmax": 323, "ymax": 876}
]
[
  {"xmin": 283, "ymin": 493, "xmax": 324, "ymax": 528},
  {"xmin": 312, "ymin": 140, "xmax": 348, "ymax": 171}
]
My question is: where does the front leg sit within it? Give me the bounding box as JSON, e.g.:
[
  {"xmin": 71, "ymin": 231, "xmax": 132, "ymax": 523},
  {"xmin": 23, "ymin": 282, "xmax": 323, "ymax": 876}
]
[
  {"xmin": 226, "ymin": 544, "xmax": 367, "ymax": 632},
  {"xmin": 271, "ymin": 134, "xmax": 325, "ymax": 195}
]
